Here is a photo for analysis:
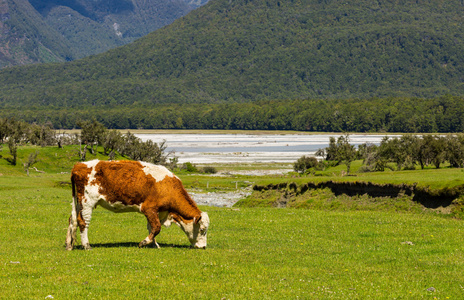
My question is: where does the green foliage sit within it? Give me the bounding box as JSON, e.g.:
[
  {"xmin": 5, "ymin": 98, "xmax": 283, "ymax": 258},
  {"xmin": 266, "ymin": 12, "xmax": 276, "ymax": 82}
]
[
  {"xmin": 119, "ymin": 132, "xmax": 169, "ymax": 164},
  {"xmin": 201, "ymin": 166, "xmax": 218, "ymax": 174},
  {"xmin": 293, "ymin": 155, "xmax": 318, "ymax": 174},
  {"xmin": 315, "ymin": 134, "xmax": 464, "ymax": 173},
  {"xmin": 2, "ymin": 1, "xmax": 464, "ymax": 104},
  {"xmin": 182, "ymin": 161, "xmax": 199, "ymax": 173},
  {"xmin": 451, "ymin": 196, "xmax": 464, "ymax": 219},
  {"xmin": 23, "ymin": 150, "xmax": 39, "ymax": 175},
  {"xmin": 0, "ymin": 117, "xmax": 171, "ymax": 165},
  {"xmin": 78, "ymin": 119, "xmax": 106, "ymax": 154},
  {"xmin": 317, "ymin": 134, "xmax": 357, "ymax": 174},
  {"xmin": 7, "ymin": 137, "xmax": 17, "ymax": 165},
  {"xmin": 4, "ymin": 95, "xmax": 464, "ymax": 132}
]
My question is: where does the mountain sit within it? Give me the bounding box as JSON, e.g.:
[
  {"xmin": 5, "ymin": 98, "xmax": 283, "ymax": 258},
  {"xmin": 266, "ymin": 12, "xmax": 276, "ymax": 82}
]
[
  {"xmin": 1, "ymin": 0, "xmax": 464, "ymax": 108},
  {"xmin": 0, "ymin": 0, "xmax": 74, "ymax": 67},
  {"xmin": 0, "ymin": 0, "xmax": 205, "ymax": 68}
]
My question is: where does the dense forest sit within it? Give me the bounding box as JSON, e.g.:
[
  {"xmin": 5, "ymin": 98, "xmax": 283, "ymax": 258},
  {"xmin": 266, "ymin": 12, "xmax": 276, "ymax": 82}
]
[
  {"xmin": 0, "ymin": 95, "xmax": 463, "ymax": 132},
  {"xmin": 1, "ymin": 0, "xmax": 464, "ymax": 106}
]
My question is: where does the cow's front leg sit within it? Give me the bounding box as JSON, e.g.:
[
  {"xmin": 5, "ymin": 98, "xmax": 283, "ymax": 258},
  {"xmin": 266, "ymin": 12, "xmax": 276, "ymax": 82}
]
[
  {"xmin": 146, "ymin": 222, "xmax": 160, "ymax": 248},
  {"xmin": 140, "ymin": 207, "xmax": 161, "ymax": 248}
]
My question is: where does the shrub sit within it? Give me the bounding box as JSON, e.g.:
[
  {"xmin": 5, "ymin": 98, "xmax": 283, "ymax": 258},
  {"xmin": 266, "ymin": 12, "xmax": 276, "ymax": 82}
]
[
  {"xmin": 182, "ymin": 162, "xmax": 199, "ymax": 173},
  {"xmin": 293, "ymin": 155, "xmax": 318, "ymax": 174},
  {"xmin": 202, "ymin": 166, "xmax": 217, "ymax": 174}
]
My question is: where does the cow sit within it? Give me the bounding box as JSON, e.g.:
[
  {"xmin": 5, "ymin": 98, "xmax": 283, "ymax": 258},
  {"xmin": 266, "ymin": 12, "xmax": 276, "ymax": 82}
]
[{"xmin": 65, "ymin": 160, "xmax": 210, "ymax": 250}]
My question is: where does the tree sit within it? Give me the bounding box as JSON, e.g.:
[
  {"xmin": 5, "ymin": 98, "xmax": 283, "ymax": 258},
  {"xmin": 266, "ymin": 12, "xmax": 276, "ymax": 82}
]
[
  {"xmin": 26, "ymin": 122, "xmax": 56, "ymax": 146},
  {"xmin": 23, "ymin": 151, "xmax": 40, "ymax": 176},
  {"xmin": 334, "ymin": 134, "xmax": 357, "ymax": 174},
  {"xmin": 318, "ymin": 134, "xmax": 357, "ymax": 174},
  {"xmin": 119, "ymin": 132, "xmax": 169, "ymax": 165},
  {"xmin": 7, "ymin": 138, "xmax": 18, "ymax": 166},
  {"xmin": 101, "ymin": 130, "xmax": 123, "ymax": 159},
  {"xmin": 78, "ymin": 119, "xmax": 107, "ymax": 155},
  {"xmin": 418, "ymin": 135, "xmax": 447, "ymax": 169},
  {"xmin": 5, "ymin": 119, "xmax": 26, "ymax": 166},
  {"xmin": 358, "ymin": 142, "xmax": 387, "ymax": 172},
  {"xmin": 446, "ymin": 135, "xmax": 464, "ymax": 168}
]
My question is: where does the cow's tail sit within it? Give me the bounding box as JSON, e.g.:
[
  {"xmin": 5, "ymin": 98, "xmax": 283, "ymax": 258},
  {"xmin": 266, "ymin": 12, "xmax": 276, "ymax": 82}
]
[{"xmin": 66, "ymin": 174, "xmax": 79, "ymax": 250}]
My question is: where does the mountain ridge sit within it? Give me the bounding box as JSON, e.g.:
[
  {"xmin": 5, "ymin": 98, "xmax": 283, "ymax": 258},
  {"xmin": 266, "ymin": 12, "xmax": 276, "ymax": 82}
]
[{"xmin": 0, "ymin": 0, "xmax": 464, "ymax": 106}]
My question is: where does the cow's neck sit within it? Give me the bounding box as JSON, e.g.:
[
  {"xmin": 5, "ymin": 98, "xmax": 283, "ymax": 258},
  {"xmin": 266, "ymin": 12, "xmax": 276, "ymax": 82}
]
[{"xmin": 170, "ymin": 190, "xmax": 202, "ymax": 223}]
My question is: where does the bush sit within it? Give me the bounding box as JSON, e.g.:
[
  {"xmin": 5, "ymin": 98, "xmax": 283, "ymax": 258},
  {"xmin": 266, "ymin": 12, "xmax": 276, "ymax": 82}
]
[
  {"xmin": 182, "ymin": 162, "xmax": 199, "ymax": 173},
  {"xmin": 201, "ymin": 166, "xmax": 217, "ymax": 174},
  {"xmin": 293, "ymin": 155, "xmax": 318, "ymax": 174}
]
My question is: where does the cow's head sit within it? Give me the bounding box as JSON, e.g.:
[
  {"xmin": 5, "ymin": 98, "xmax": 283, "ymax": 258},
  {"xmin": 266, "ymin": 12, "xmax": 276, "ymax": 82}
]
[{"xmin": 177, "ymin": 212, "xmax": 210, "ymax": 249}]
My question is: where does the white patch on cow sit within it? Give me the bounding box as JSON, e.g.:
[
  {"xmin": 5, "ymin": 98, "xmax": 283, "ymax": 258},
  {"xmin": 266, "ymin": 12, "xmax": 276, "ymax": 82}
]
[
  {"xmin": 84, "ymin": 164, "xmax": 104, "ymax": 206},
  {"xmin": 177, "ymin": 211, "xmax": 209, "ymax": 248},
  {"xmin": 140, "ymin": 162, "xmax": 175, "ymax": 182},
  {"xmin": 83, "ymin": 159, "xmax": 100, "ymax": 168},
  {"xmin": 80, "ymin": 227, "xmax": 90, "ymax": 249}
]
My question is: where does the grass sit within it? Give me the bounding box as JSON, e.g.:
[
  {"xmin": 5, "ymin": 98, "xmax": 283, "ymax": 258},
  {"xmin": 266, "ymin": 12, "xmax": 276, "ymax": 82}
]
[
  {"xmin": 1, "ymin": 173, "xmax": 464, "ymax": 299},
  {"xmin": 1, "ymin": 144, "xmax": 464, "ymax": 298}
]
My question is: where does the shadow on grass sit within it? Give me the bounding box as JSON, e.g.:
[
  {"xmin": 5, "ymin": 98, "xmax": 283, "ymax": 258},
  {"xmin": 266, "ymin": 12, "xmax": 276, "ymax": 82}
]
[{"xmin": 71, "ymin": 242, "xmax": 192, "ymax": 250}]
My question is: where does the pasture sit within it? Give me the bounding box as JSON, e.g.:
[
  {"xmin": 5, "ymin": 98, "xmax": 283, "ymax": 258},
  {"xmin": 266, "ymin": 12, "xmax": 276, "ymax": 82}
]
[{"xmin": 1, "ymin": 172, "xmax": 464, "ymax": 299}]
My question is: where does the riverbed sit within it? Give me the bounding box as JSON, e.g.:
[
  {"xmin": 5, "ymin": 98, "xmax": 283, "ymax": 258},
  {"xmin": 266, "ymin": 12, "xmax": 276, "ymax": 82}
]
[{"xmin": 137, "ymin": 133, "xmax": 387, "ymax": 164}]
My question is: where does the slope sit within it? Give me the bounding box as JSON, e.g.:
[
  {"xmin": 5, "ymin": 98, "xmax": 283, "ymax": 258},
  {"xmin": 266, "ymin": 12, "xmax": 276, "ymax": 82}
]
[
  {"xmin": 28, "ymin": 0, "xmax": 199, "ymax": 59},
  {"xmin": 1, "ymin": 0, "xmax": 464, "ymax": 107},
  {"xmin": 0, "ymin": 0, "xmax": 204, "ymax": 67},
  {"xmin": 0, "ymin": 0, "xmax": 73, "ymax": 68}
]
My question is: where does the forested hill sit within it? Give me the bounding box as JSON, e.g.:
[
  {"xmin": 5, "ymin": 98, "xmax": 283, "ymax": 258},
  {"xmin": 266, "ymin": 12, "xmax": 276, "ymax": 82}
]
[
  {"xmin": 0, "ymin": 0, "xmax": 204, "ymax": 68},
  {"xmin": 1, "ymin": 0, "xmax": 464, "ymax": 108}
]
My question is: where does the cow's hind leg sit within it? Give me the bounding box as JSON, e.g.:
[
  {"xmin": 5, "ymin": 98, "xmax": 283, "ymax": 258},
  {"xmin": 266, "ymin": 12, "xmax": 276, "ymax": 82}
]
[
  {"xmin": 140, "ymin": 207, "xmax": 161, "ymax": 248},
  {"xmin": 65, "ymin": 215, "xmax": 77, "ymax": 250},
  {"xmin": 65, "ymin": 197, "xmax": 78, "ymax": 250},
  {"xmin": 78, "ymin": 206, "xmax": 93, "ymax": 250}
]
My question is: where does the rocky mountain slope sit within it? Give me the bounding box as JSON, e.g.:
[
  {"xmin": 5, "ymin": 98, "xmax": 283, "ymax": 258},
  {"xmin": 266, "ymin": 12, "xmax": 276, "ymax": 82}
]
[{"xmin": 0, "ymin": 0, "xmax": 205, "ymax": 68}]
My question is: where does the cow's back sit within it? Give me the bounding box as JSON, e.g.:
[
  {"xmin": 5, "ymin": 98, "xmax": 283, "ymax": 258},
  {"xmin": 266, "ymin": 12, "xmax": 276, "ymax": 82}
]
[{"xmin": 72, "ymin": 160, "xmax": 180, "ymax": 209}]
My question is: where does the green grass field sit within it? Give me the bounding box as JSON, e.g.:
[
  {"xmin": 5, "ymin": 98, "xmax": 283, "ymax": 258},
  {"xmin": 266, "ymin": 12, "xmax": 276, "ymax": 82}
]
[
  {"xmin": 1, "ymin": 174, "xmax": 464, "ymax": 299},
  {"xmin": 1, "ymin": 145, "xmax": 464, "ymax": 298}
]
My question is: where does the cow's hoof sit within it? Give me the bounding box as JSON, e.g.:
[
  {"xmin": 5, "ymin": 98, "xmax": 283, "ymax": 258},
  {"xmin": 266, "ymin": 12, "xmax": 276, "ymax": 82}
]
[
  {"xmin": 139, "ymin": 241, "xmax": 148, "ymax": 248},
  {"xmin": 83, "ymin": 244, "xmax": 92, "ymax": 250},
  {"xmin": 65, "ymin": 245, "xmax": 73, "ymax": 251}
]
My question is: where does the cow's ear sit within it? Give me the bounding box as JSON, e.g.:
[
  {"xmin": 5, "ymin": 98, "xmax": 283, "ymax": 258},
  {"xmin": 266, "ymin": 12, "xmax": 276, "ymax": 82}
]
[{"xmin": 194, "ymin": 215, "xmax": 202, "ymax": 224}]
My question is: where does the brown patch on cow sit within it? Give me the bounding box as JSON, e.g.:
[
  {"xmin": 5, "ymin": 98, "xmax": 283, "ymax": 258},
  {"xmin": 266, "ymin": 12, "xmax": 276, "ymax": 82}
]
[
  {"xmin": 71, "ymin": 162, "xmax": 93, "ymax": 204},
  {"xmin": 91, "ymin": 161, "xmax": 202, "ymax": 221},
  {"xmin": 77, "ymin": 211, "xmax": 86, "ymax": 232},
  {"xmin": 152, "ymin": 175, "xmax": 202, "ymax": 221},
  {"xmin": 71, "ymin": 163, "xmax": 94, "ymax": 233},
  {"xmin": 92, "ymin": 161, "xmax": 154, "ymax": 206}
]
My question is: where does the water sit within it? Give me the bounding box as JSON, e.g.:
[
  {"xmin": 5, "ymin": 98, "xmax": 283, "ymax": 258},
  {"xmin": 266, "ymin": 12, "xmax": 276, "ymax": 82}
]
[{"xmin": 136, "ymin": 133, "xmax": 388, "ymax": 164}]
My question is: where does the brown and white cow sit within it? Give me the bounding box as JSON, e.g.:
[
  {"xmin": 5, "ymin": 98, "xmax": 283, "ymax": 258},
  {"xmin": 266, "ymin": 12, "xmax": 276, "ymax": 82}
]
[{"xmin": 65, "ymin": 160, "xmax": 209, "ymax": 250}]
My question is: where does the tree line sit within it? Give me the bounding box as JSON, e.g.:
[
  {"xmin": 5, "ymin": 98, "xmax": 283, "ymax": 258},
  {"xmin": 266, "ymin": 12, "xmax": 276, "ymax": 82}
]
[
  {"xmin": 295, "ymin": 134, "xmax": 464, "ymax": 174},
  {"xmin": 0, "ymin": 118, "xmax": 169, "ymax": 167},
  {"xmin": 1, "ymin": 95, "xmax": 464, "ymax": 133}
]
